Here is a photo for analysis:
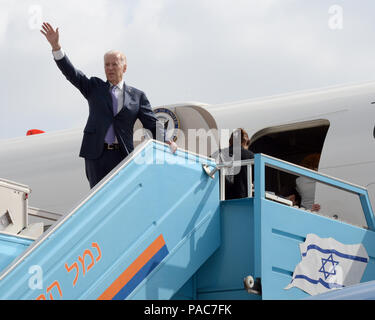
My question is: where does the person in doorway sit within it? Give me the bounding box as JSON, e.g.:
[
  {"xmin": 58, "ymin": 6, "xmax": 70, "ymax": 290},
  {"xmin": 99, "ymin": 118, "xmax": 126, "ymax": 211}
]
[
  {"xmin": 295, "ymin": 153, "xmax": 321, "ymax": 212},
  {"xmin": 223, "ymin": 128, "xmax": 254, "ymax": 200}
]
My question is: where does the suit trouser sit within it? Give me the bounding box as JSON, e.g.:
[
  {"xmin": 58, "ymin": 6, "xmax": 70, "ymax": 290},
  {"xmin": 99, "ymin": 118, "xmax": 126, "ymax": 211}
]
[{"xmin": 85, "ymin": 148, "xmax": 126, "ymax": 189}]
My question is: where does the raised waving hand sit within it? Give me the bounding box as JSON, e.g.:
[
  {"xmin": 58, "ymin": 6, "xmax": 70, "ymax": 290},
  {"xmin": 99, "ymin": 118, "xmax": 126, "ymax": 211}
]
[{"xmin": 40, "ymin": 22, "xmax": 61, "ymax": 51}]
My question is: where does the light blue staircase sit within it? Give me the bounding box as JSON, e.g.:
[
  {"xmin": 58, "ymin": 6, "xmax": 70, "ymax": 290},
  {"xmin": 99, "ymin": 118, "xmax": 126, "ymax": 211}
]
[
  {"xmin": 0, "ymin": 145, "xmax": 374, "ymax": 300},
  {"xmin": 0, "ymin": 141, "xmax": 220, "ymax": 300}
]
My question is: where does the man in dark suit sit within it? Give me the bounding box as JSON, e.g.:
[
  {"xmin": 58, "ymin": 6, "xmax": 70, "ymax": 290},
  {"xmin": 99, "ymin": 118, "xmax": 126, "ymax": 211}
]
[{"xmin": 41, "ymin": 22, "xmax": 177, "ymax": 188}]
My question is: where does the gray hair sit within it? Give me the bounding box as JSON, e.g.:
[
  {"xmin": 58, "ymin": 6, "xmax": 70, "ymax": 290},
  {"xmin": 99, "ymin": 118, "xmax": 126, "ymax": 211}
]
[{"xmin": 104, "ymin": 50, "xmax": 127, "ymax": 66}]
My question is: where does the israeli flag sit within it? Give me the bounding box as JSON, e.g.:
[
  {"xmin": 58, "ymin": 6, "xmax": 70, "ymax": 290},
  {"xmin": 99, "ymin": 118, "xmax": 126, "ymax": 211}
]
[{"xmin": 285, "ymin": 233, "xmax": 369, "ymax": 296}]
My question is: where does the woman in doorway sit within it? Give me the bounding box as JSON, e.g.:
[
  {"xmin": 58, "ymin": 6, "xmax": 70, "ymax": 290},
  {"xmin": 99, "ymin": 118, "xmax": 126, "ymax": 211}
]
[
  {"xmin": 224, "ymin": 128, "xmax": 254, "ymax": 200},
  {"xmin": 295, "ymin": 153, "xmax": 321, "ymax": 212}
]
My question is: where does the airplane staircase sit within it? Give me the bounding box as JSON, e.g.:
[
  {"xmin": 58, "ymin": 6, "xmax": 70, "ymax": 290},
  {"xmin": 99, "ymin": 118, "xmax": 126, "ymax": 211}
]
[
  {"xmin": 0, "ymin": 140, "xmax": 220, "ymax": 299},
  {"xmin": 0, "ymin": 143, "xmax": 375, "ymax": 300},
  {"xmin": 172, "ymin": 154, "xmax": 375, "ymax": 300}
]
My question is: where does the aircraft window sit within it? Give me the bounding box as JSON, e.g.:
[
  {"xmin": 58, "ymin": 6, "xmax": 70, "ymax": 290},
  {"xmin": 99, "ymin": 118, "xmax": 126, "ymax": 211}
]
[
  {"xmin": 249, "ymin": 119, "xmax": 369, "ymax": 229},
  {"xmin": 373, "ymin": 125, "xmax": 375, "ymax": 139}
]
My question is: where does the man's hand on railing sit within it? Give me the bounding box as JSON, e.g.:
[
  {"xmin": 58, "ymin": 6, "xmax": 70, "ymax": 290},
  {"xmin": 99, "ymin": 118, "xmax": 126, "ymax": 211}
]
[{"xmin": 168, "ymin": 140, "xmax": 178, "ymax": 154}]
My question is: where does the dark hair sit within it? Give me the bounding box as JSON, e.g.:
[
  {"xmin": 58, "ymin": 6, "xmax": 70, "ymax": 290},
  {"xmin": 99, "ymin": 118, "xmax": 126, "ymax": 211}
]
[
  {"xmin": 300, "ymin": 153, "xmax": 321, "ymax": 170},
  {"xmin": 229, "ymin": 128, "xmax": 249, "ymax": 147}
]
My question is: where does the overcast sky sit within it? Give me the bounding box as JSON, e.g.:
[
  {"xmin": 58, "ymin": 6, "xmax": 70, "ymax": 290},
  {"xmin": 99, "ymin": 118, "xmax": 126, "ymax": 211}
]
[{"xmin": 1, "ymin": 0, "xmax": 375, "ymax": 139}]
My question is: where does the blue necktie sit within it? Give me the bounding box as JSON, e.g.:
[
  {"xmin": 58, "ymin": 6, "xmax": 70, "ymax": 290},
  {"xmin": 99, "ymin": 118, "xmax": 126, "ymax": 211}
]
[{"xmin": 104, "ymin": 86, "xmax": 118, "ymax": 144}]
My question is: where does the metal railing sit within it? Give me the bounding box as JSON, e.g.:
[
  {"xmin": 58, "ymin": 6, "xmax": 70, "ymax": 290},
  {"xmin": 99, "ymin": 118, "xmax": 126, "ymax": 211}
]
[
  {"xmin": 203, "ymin": 153, "xmax": 375, "ymax": 231},
  {"xmin": 203, "ymin": 159, "xmax": 254, "ymax": 200}
]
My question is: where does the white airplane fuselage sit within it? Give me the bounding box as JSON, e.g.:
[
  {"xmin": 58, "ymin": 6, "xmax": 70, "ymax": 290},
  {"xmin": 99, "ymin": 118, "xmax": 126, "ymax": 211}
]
[{"xmin": 1, "ymin": 81, "xmax": 375, "ymax": 228}]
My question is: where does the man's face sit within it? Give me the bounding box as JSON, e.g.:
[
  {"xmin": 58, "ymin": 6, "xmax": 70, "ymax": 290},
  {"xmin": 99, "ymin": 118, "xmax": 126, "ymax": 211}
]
[{"xmin": 104, "ymin": 53, "xmax": 126, "ymax": 85}]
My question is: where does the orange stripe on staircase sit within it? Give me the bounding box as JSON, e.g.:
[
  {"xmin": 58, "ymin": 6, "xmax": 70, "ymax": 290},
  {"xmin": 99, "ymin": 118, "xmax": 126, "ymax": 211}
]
[{"xmin": 98, "ymin": 234, "xmax": 166, "ymax": 300}]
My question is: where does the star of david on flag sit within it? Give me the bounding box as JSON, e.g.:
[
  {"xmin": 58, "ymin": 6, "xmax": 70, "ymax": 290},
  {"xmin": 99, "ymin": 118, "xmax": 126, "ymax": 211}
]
[
  {"xmin": 319, "ymin": 254, "xmax": 339, "ymax": 280},
  {"xmin": 285, "ymin": 234, "xmax": 369, "ymax": 296}
]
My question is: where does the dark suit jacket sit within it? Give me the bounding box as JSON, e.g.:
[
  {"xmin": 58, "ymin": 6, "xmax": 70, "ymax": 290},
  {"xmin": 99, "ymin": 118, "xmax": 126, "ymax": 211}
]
[{"xmin": 55, "ymin": 55, "xmax": 165, "ymax": 160}]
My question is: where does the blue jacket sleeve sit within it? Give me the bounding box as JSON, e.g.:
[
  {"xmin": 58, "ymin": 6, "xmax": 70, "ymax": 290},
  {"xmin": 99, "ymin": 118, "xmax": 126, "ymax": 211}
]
[
  {"xmin": 55, "ymin": 55, "xmax": 90, "ymax": 99},
  {"xmin": 137, "ymin": 92, "xmax": 166, "ymax": 142}
]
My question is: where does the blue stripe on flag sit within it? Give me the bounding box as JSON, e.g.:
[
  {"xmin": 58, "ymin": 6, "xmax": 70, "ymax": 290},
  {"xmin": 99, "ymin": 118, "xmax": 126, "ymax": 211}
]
[
  {"xmin": 301, "ymin": 244, "xmax": 368, "ymax": 263},
  {"xmin": 294, "ymin": 274, "xmax": 345, "ymax": 290}
]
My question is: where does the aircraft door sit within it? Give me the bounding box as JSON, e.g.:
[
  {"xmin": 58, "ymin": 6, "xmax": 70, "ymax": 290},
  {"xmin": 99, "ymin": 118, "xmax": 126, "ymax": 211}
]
[{"xmin": 134, "ymin": 104, "xmax": 219, "ymax": 157}]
